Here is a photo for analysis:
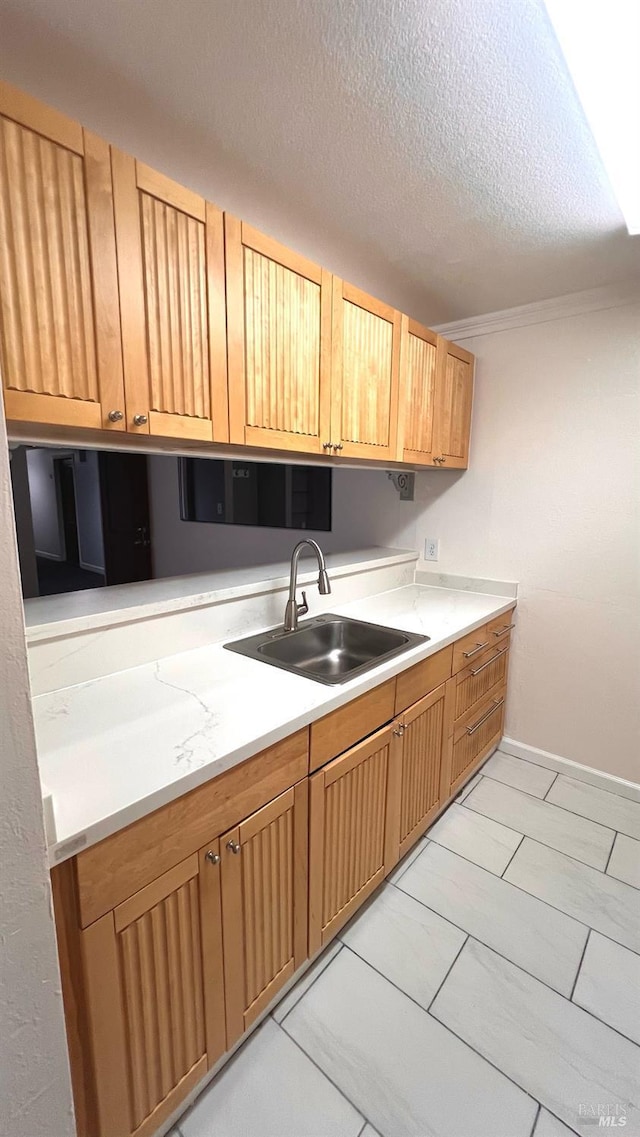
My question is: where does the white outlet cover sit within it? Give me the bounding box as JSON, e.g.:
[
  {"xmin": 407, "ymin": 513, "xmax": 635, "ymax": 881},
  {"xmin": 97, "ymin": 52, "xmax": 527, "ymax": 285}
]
[{"xmin": 424, "ymin": 538, "xmax": 439, "ymax": 561}]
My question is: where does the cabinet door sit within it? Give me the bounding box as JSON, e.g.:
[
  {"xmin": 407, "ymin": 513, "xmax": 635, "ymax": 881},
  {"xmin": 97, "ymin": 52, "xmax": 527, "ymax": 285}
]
[
  {"xmin": 398, "ymin": 316, "xmax": 439, "ymax": 465},
  {"xmin": 112, "ymin": 151, "xmax": 228, "ymax": 442},
  {"xmin": 81, "ymin": 850, "xmax": 222, "ymax": 1137},
  {"xmin": 220, "ymin": 783, "xmax": 308, "ymax": 1046},
  {"xmin": 331, "ymin": 280, "xmax": 401, "ymax": 460},
  {"xmin": 226, "ymin": 217, "xmax": 332, "ymax": 453},
  {"xmin": 433, "ymin": 337, "xmax": 474, "ymax": 469},
  {"xmin": 386, "ymin": 682, "xmax": 455, "ymax": 866},
  {"xmin": 309, "ymin": 723, "xmax": 399, "ymax": 953},
  {"xmin": 0, "ymin": 81, "xmax": 125, "ymax": 431}
]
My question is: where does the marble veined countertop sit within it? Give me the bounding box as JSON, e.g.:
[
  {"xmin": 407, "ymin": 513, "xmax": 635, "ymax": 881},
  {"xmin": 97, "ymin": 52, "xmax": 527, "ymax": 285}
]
[{"xmin": 34, "ymin": 584, "xmax": 516, "ymax": 864}]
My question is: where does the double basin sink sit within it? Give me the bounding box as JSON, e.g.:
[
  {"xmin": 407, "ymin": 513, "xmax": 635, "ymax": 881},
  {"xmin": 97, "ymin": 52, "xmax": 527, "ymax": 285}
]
[{"xmin": 225, "ymin": 614, "xmax": 429, "ymax": 685}]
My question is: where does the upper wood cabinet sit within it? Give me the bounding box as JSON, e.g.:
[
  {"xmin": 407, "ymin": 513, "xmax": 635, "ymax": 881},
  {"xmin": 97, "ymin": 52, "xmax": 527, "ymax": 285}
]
[
  {"xmin": 226, "ymin": 217, "xmax": 332, "ymax": 453},
  {"xmin": 433, "ymin": 337, "xmax": 474, "ymax": 468},
  {"xmin": 330, "ymin": 280, "xmax": 401, "ymax": 460},
  {"xmin": 398, "ymin": 322, "xmax": 474, "ymax": 469},
  {"xmin": 111, "ymin": 150, "xmax": 228, "ymax": 442},
  {"xmin": 0, "ymin": 81, "xmax": 125, "ymax": 432},
  {"xmin": 398, "ymin": 317, "xmax": 439, "ymax": 465}
]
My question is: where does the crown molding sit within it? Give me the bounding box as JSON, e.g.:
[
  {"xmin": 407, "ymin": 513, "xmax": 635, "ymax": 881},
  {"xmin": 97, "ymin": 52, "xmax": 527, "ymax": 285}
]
[{"xmin": 434, "ymin": 279, "xmax": 640, "ymax": 341}]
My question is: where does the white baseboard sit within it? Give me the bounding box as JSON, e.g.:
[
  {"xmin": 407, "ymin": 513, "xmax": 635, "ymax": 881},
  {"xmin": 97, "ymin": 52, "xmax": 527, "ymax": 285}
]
[{"xmin": 500, "ymin": 736, "xmax": 640, "ymax": 803}]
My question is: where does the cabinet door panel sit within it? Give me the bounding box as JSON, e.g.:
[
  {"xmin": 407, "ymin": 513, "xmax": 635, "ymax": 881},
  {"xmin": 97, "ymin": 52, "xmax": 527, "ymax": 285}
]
[
  {"xmin": 227, "ymin": 217, "xmax": 331, "ymax": 453},
  {"xmin": 221, "ymin": 783, "xmax": 308, "ymax": 1045},
  {"xmin": 82, "ymin": 852, "xmax": 212, "ymax": 1137},
  {"xmin": 0, "ymin": 82, "xmax": 125, "ymax": 431},
  {"xmin": 449, "ymin": 685, "xmax": 506, "ymax": 795},
  {"xmin": 112, "ymin": 149, "xmax": 227, "ymax": 441},
  {"xmin": 434, "ymin": 338, "xmax": 474, "ymax": 468},
  {"xmin": 309, "ymin": 724, "xmax": 397, "ymax": 953},
  {"xmin": 331, "ymin": 281, "xmax": 401, "ymax": 459},
  {"xmin": 399, "ymin": 317, "xmax": 438, "ymax": 464}
]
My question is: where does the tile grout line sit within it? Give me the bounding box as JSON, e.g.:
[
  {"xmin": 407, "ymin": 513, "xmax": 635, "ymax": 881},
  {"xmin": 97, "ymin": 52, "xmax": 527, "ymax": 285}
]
[
  {"xmin": 333, "ymin": 942, "xmax": 541, "ymax": 1118},
  {"xmin": 542, "ymin": 772, "xmax": 559, "ymax": 800},
  {"xmin": 462, "ymin": 797, "xmax": 616, "ymax": 872},
  {"xmin": 356, "ymin": 1120, "xmax": 368, "ymax": 1137},
  {"xmin": 425, "ymin": 934, "xmax": 469, "ymax": 1013},
  {"xmin": 484, "ymin": 770, "xmax": 558, "ymax": 802},
  {"xmin": 500, "ymin": 832, "xmax": 525, "ymax": 878},
  {"xmin": 603, "ymin": 831, "xmax": 618, "ymax": 875},
  {"xmin": 496, "ymin": 750, "xmax": 639, "ymax": 805},
  {"xmin": 277, "ymin": 1015, "xmax": 369, "ymax": 1132},
  {"xmin": 275, "ymin": 943, "xmax": 344, "ymax": 1026},
  {"xmin": 569, "ymin": 927, "xmax": 591, "ymax": 1001},
  {"xmin": 529, "ymin": 1101, "xmax": 542, "ymax": 1137}
]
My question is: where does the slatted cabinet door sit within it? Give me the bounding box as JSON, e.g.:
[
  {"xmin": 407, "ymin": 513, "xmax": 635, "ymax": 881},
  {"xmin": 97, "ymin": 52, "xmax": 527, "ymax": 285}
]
[
  {"xmin": 331, "ymin": 280, "xmax": 401, "ymax": 460},
  {"xmin": 81, "ymin": 849, "xmax": 223, "ymax": 1137},
  {"xmin": 398, "ymin": 317, "xmax": 439, "ymax": 465},
  {"xmin": 433, "ymin": 337, "xmax": 474, "ymax": 469},
  {"xmin": 309, "ymin": 723, "xmax": 399, "ymax": 954},
  {"xmin": 385, "ymin": 681, "xmax": 454, "ymax": 866},
  {"xmin": 220, "ymin": 782, "xmax": 309, "ymax": 1046},
  {"xmin": 0, "ymin": 81, "xmax": 125, "ymax": 431},
  {"xmin": 226, "ymin": 217, "xmax": 332, "ymax": 453},
  {"xmin": 111, "ymin": 151, "xmax": 228, "ymax": 442}
]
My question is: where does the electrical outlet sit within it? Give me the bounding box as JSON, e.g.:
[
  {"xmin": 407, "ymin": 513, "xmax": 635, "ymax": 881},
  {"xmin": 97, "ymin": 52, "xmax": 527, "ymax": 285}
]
[{"xmin": 424, "ymin": 537, "xmax": 439, "ymax": 561}]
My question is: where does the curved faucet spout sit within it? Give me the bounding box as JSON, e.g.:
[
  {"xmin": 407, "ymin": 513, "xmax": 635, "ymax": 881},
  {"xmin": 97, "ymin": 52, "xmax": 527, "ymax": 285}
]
[{"xmin": 284, "ymin": 539, "xmax": 332, "ymax": 632}]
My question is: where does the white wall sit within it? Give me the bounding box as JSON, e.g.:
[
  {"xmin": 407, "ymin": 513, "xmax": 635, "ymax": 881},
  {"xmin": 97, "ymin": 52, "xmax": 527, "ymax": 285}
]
[
  {"xmin": 26, "ymin": 448, "xmax": 63, "ymax": 559},
  {"xmin": 0, "ymin": 411, "xmax": 75, "ymax": 1137},
  {"xmin": 147, "ymin": 456, "xmax": 419, "ymax": 576},
  {"xmin": 419, "ymin": 298, "xmax": 640, "ymax": 783}
]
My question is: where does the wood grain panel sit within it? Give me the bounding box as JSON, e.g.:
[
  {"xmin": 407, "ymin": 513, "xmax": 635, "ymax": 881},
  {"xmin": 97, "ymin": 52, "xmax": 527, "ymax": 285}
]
[
  {"xmin": 117, "ymin": 868, "xmax": 205, "ymax": 1132},
  {"xmin": 244, "ymin": 247, "xmax": 321, "ymax": 436},
  {"xmin": 401, "ymin": 324, "xmax": 438, "ymax": 457},
  {"xmin": 0, "ymin": 79, "xmax": 84, "ymax": 152},
  {"xmin": 310, "ymin": 679, "xmax": 396, "ymax": 771},
  {"xmin": 76, "ymin": 729, "xmax": 309, "ymax": 926},
  {"xmin": 395, "ymin": 645, "xmax": 452, "ymax": 713},
  {"xmin": 454, "ymin": 644, "xmax": 509, "ymax": 723},
  {"xmin": 399, "ymin": 692, "xmax": 444, "ymax": 847},
  {"xmin": 140, "ymin": 191, "xmax": 210, "ymax": 420},
  {"xmin": 434, "ymin": 338, "xmax": 474, "ymax": 468},
  {"xmin": 222, "ymin": 782, "xmax": 308, "ymax": 1044},
  {"xmin": 451, "ymin": 686, "xmax": 506, "ymax": 786},
  {"xmin": 0, "ymin": 116, "xmax": 98, "ymax": 402},
  {"xmin": 340, "ymin": 300, "xmax": 392, "ymax": 447},
  {"xmin": 309, "ymin": 725, "xmax": 393, "ymax": 951}
]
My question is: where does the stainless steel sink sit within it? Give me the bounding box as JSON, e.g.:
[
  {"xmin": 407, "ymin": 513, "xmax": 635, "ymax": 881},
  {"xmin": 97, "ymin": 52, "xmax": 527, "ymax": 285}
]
[{"xmin": 224, "ymin": 614, "xmax": 429, "ymax": 685}]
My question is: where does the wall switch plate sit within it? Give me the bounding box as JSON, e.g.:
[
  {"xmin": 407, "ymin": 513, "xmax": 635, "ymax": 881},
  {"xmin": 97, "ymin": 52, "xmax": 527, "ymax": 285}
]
[{"xmin": 424, "ymin": 537, "xmax": 439, "ymax": 561}]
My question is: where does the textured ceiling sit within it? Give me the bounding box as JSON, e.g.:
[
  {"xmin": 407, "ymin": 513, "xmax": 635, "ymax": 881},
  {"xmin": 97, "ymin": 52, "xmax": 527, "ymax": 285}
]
[{"xmin": 0, "ymin": 0, "xmax": 638, "ymax": 322}]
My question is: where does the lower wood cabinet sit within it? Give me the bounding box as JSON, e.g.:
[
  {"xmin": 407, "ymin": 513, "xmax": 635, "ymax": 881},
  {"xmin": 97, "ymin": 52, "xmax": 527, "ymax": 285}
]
[
  {"xmin": 309, "ymin": 723, "xmax": 399, "ymax": 953},
  {"xmin": 449, "ymin": 684, "xmax": 507, "ymax": 796}
]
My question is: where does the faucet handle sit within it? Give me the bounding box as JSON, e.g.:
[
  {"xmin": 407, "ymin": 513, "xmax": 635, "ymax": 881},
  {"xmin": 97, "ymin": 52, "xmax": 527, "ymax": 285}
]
[{"xmin": 297, "ymin": 591, "xmax": 309, "ymax": 619}]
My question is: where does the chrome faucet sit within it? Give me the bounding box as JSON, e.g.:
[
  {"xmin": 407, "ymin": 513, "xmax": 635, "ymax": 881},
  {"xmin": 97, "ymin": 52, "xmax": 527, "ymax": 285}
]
[{"xmin": 284, "ymin": 540, "xmax": 331, "ymax": 632}]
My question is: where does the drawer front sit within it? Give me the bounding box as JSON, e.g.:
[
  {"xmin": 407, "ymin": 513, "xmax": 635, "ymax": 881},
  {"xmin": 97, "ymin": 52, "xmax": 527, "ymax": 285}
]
[
  {"xmin": 451, "ymin": 624, "xmax": 491, "ymax": 675},
  {"xmin": 310, "ymin": 679, "xmax": 396, "ymax": 772},
  {"xmin": 454, "ymin": 641, "xmax": 510, "ymax": 723},
  {"xmin": 395, "ymin": 644, "xmax": 452, "ymax": 713},
  {"xmin": 450, "ymin": 685, "xmax": 506, "ymax": 791},
  {"xmin": 487, "ymin": 608, "xmax": 517, "ymax": 643}
]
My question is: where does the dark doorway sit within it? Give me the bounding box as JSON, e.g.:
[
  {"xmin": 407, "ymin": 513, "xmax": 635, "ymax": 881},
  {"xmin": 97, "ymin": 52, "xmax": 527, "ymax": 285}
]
[
  {"xmin": 99, "ymin": 451, "xmax": 153, "ymax": 586},
  {"xmin": 54, "ymin": 457, "xmax": 80, "ymax": 564}
]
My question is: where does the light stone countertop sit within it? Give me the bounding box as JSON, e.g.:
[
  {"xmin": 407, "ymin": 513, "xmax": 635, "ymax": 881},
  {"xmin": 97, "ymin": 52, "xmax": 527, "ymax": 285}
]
[{"xmin": 34, "ymin": 583, "xmax": 516, "ymax": 864}]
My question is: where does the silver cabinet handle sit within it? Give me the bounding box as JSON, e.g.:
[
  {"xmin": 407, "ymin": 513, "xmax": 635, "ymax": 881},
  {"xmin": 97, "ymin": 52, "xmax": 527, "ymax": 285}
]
[
  {"xmin": 226, "ymin": 840, "xmax": 241, "ymax": 855},
  {"xmin": 466, "ymin": 697, "xmax": 504, "ymax": 736},
  {"xmin": 205, "ymin": 850, "xmax": 220, "ymax": 865},
  {"xmin": 108, "ymin": 409, "xmax": 123, "ymax": 422},
  {"xmin": 393, "ymin": 723, "xmax": 405, "ymax": 737},
  {"xmin": 133, "ymin": 413, "xmax": 148, "ymax": 426},
  {"xmin": 462, "ymin": 640, "xmax": 490, "ymax": 659},
  {"xmin": 493, "ymin": 622, "xmax": 516, "ymax": 637},
  {"xmin": 469, "ymin": 647, "xmax": 509, "ymax": 676}
]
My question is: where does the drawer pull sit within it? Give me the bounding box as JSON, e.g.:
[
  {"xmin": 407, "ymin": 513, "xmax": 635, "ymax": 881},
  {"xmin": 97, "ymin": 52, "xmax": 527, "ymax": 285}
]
[
  {"xmin": 463, "ymin": 640, "xmax": 490, "ymax": 659},
  {"xmin": 205, "ymin": 850, "xmax": 220, "ymax": 865},
  {"xmin": 493, "ymin": 622, "xmax": 516, "ymax": 637},
  {"xmin": 466, "ymin": 697, "xmax": 504, "ymax": 736},
  {"xmin": 469, "ymin": 647, "xmax": 509, "ymax": 676},
  {"xmin": 226, "ymin": 840, "xmax": 241, "ymax": 855}
]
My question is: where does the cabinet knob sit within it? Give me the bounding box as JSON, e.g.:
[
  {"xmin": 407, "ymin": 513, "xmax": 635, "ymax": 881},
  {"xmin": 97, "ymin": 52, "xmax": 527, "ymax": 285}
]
[
  {"xmin": 333, "ymin": 442, "xmax": 344, "ymax": 452},
  {"xmin": 205, "ymin": 850, "xmax": 220, "ymax": 865},
  {"xmin": 393, "ymin": 723, "xmax": 405, "ymax": 737},
  {"xmin": 133, "ymin": 413, "xmax": 148, "ymax": 426},
  {"xmin": 226, "ymin": 840, "xmax": 241, "ymax": 855},
  {"xmin": 322, "ymin": 441, "xmax": 332, "ymax": 450},
  {"xmin": 108, "ymin": 409, "xmax": 123, "ymax": 423}
]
